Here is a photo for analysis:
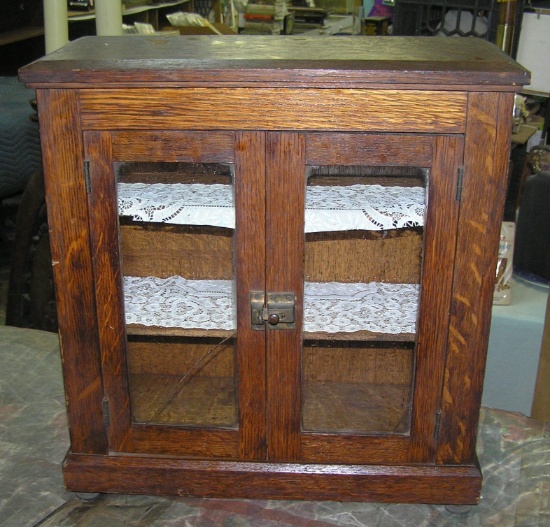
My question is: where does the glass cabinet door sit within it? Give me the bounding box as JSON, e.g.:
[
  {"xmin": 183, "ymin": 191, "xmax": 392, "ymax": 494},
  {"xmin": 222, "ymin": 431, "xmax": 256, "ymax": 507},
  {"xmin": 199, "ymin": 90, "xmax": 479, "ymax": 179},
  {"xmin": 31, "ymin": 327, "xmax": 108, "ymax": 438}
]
[
  {"xmin": 116, "ymin": 161, "xmax": 238, "ymax": 429},
  {"xmin": 302, "ymin": 164, "xmax": 424, "ymax": 436},
  {"xmin": 84, "ymin": 130, "xmax": 266, "ymax": 460},
  {"xmin": 296, "ymin": 133, "xmax": 464, "ymax": 464},
  {"xmin": 85, "ymin": 130, "xmax": 462, "ymax": 465}
]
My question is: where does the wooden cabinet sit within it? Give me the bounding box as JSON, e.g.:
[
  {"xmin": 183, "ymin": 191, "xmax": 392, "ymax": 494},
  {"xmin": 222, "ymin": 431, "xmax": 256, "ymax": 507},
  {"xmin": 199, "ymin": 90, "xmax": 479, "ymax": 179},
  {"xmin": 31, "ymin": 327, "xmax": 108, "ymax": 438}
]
[{"xmin": 19, "ymin": 35, "xmax": 528, "ymax": 505}]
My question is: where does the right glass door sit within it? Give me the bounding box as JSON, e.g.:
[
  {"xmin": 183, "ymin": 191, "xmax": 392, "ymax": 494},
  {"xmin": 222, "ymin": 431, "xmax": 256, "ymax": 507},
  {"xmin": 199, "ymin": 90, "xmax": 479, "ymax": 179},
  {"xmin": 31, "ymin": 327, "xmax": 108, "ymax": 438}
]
[
  {"xmin": 302, "ymin": 164, "xmax": 424, "ymax": 436},
  {"xmin": 299, "ymin": 133, "xmax": 464, "ymax": 464}
]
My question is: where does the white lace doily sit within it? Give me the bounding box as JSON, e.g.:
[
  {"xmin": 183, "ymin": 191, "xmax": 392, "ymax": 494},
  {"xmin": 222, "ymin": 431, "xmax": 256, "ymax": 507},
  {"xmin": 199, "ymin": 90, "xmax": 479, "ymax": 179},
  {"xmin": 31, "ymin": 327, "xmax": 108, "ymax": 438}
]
[
  {"xmin": 123, "ymin": 276, "xmax": 419, "ymax": 334},
  {"xmin": 124, "ymin": 275, "xmax": 236, "ymax": 330},
  {"xmin": 304, "ymin": 281, "xmax": 419, "ymax": 334},
  {"xmin": 305, "ymin": 185, "xmax": 424, "ymax": 232},
  {"xmin": 118, "ymin": 183, "xmax": 425, "ymax": 232},
  {"xmin": 118, "ymin": 183, "xmax": 235, "ymax": 229}
]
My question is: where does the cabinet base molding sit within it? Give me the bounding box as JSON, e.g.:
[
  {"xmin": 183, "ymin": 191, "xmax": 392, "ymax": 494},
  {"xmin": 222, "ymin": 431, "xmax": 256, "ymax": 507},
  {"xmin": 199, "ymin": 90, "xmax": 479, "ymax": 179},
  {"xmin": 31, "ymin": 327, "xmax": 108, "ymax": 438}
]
[{"xmin": 63, "ymin": 452, "xmax": 482, "ymax": 505}]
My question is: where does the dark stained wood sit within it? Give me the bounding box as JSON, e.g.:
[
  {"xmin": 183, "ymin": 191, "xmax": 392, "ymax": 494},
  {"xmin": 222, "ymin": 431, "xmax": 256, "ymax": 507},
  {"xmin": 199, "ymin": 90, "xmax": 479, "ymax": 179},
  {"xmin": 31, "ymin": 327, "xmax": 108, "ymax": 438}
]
[
  {"xmin": 306, "ymin": 134, "xmax": 433, "ymax": 167},
  {"xmin": 129, "ymin": 375, "xmax": 236, "ymax": 427},
  {"xmin": 36, "ymin": 89, "xmax": 107, "ymax": 455},
  {"xmin": 110, "ymin": 131, "xmax": 235, "ymax": 163},
  {"xmin": 305, "ymin": 229, "xmax": 423, "ymax": 284},
  {"xmin": 120, "ymin": 225, "xmax": 233, "ymax": 280},
  {"xmin": 62, "ymin": 453, "xmax": 482, "ymax": 504},
  {"xmin": 301, "ymin": 434, "xmax": 410, "ymax": 465},
  {"xmin": 20, "ymin": 36, "xmax": 529, "ymax": 90},
  {"xmin": 437, "ymin": 92, "xmax": 515, "ymax": 465},
  {"xmin": 408, "ymin": 135, "xmax": 463, "ymax": 463},
  {"xmin": 303, "ymin": 382, "xmax": 411, "ymax": 434},
  {"xmin": 130, "ymin": 426, "xmax": 240, "ymax": 458},
  {"xmin": 27, "ymin": 37, "xmax": 524, "ymax": 504},
  {"xmin": 303, "ymin": 343, "xmax": 414, "ymax": 384},
  {"xmin": 78, "ymin": 88, "xmax": 467, "ymax": 133},
  {"xmin": 303, "ymin": 330, "xmax": 416, "ymax": 342},
  {"xmin": 125, "ymin": 326, "xmax": 233, "ymax": 338},
  {"xmin": 234, "ymin": 131, "xmax": 268, "ymax": 460},
  {"xmin": 85, "ymin": 131, "xmax": 132, "ymax": 453},
  {"xmin": 266, "ymin": 132, "xmax": 305, "ymax": 462},
  {"xmin": 127, "ymin": 338, "xmax": 234, "ymax": 377}
]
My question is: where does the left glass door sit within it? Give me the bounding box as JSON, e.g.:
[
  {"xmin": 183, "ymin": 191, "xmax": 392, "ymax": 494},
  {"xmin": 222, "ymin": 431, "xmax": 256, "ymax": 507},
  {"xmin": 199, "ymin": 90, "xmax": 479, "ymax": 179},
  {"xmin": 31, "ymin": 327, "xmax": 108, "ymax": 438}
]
[
  {"xmin": 84, "ymin": 130, "xmax": 266, "ymax": 459},
  {"xmin": 117, "ymin": 160, "xmax": 238, "ymax": 428}
]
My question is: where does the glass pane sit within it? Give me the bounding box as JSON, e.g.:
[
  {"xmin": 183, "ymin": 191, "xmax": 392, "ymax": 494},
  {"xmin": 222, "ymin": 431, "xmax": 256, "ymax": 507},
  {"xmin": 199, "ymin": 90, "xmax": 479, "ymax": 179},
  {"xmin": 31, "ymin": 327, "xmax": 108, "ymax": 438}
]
[
  {"xmin": 116, "ymin": 162, "xmax": 237, "ymax": 428},
  {"xmin": 302, "ymin": 166, "xmax": 426, "ymax": 435}
]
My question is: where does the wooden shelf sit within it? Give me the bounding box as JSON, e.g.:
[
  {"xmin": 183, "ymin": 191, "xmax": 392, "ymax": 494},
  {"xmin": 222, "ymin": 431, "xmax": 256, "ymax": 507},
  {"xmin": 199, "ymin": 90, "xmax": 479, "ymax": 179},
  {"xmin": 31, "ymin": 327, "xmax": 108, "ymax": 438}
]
[
  {"xmin": 127, "ymin": 325, "xmax": 233, "ymax": 338},
  {"xmin": 0, "ymin": 27, "xmax": 44, "ymax": 47},
  {"xmin": 303, "ymin": 330, "xmax": 416, "ymax": 342},
  {"xmin": 68, "ymin": 0, "xmax": 193, "ymax": 21},
  {"xmin": 129, "ymin": 373, "xmax": 411, "ymax": 434},
  {"xmin": 0, "ymin": 1, "xmax": 191, "ymax": 51},
  {"xmin": 303, "ymin": 381, "xmax": 411, "ymax": 434},
  {"xmin": 130, "ymin": 374, "xmax": 238, "ymax": 426}
]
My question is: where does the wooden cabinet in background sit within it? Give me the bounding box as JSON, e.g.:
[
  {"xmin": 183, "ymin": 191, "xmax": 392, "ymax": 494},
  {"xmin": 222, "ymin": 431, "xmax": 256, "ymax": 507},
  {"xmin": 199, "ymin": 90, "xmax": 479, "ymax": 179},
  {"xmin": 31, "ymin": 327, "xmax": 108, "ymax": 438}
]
[{"xmin": 19, "ymin": 35, "xmax": 528, "ymax": 505}]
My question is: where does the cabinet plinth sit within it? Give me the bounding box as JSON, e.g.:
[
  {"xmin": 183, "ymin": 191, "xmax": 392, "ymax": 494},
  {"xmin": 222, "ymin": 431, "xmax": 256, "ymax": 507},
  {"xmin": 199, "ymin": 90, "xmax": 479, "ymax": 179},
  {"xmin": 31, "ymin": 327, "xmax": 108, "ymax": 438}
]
[{"xmin": 19, "ymin": 35, "xmax": 529, "ymax": 504}]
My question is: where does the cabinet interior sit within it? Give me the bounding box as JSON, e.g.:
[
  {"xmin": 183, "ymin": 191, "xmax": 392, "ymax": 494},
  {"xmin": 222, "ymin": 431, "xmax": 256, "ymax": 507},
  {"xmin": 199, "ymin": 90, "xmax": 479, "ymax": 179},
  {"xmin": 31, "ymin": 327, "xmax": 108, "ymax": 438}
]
[{"xmin": 115, "ymin": 160, "xmax": 425, "ymax": 435}]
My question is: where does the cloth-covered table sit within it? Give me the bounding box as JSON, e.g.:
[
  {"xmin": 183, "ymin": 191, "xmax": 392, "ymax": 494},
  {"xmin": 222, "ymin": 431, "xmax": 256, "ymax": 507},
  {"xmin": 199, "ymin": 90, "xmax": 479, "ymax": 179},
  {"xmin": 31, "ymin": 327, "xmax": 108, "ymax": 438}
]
[{"xmin": 1, "ymin": 325, "xmax": 549, "ymax": 527}]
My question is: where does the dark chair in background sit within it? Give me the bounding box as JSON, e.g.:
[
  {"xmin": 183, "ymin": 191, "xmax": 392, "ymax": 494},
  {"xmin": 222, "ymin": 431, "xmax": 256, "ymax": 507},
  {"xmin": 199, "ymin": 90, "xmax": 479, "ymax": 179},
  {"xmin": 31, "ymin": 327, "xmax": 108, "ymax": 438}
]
[
  {"xmin": 392, "ymin": 0, "xmax": 524, "ymax": 58},
  {"xmin": 513, "ymin": 145, "xmax": 550, "ymax": 284}
]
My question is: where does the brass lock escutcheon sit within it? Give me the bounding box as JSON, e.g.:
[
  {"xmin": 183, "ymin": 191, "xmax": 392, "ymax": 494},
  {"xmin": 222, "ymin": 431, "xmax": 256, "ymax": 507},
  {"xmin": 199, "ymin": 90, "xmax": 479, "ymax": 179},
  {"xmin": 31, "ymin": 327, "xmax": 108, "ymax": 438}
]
[{"xmin": 251, "ymin": 292, "xmax": 296, "ymax": 330}]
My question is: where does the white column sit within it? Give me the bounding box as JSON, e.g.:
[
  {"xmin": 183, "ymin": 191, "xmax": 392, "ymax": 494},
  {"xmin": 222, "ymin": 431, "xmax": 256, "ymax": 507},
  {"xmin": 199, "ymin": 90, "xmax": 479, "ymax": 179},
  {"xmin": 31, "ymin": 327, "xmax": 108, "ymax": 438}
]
[
  {"xmin": 95, "ymin": 0, "xmax": 124, "ymax": 36},
  {"xmin": 43, "ymin": 0, "xmax": 69, "ymax": 54}
]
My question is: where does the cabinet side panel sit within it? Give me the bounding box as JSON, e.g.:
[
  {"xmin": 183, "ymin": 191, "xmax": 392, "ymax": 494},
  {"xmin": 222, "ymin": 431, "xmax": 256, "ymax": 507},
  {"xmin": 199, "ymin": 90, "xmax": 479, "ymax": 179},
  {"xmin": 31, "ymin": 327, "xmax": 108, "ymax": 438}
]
[
  {"xmin": 438, "ymin": 92, "xmax": 514, "ymax": 465},
  {"xmin": 36, "ymin": 89, "xmax": 107, "ymax": 454},
  {"xmin": 266, "ymin": 132, "xmax": 306, "ymax": 462},
  {"xmin": 235, "ymin": 131, "xmax": 268, "ymax": 460}
]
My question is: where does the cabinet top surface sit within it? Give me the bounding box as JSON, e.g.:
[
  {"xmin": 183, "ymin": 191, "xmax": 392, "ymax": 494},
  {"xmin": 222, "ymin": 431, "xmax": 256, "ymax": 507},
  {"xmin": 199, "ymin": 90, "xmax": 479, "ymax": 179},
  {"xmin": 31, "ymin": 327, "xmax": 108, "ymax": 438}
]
[{"xmin": 19, "ymin": 35, "xmax": 529, "ymax": 89}]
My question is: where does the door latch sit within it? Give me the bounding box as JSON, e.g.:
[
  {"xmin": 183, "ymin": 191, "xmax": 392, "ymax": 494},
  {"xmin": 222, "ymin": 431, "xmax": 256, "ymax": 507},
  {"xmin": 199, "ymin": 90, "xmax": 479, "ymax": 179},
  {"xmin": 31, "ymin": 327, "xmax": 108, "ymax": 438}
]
[{"xmin": 251, "ymin": 292, "xmax": 295, "ymax": 330}]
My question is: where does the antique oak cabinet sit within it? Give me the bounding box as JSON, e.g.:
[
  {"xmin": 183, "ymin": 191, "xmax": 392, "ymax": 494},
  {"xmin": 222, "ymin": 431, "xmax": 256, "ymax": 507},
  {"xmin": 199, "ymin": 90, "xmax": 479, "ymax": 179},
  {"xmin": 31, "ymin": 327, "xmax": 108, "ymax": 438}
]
[{"xmin": 19, "ymin": 35, "xmax": 528, "ymax": 504}]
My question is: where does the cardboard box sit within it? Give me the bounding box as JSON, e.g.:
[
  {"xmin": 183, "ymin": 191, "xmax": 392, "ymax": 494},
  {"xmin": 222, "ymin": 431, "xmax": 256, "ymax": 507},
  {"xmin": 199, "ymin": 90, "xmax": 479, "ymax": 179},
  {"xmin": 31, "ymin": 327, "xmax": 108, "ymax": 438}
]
[
  {"xmin": 364, "ymin": 16, "xmax": 391, "ymax": 35},
  {"xmin": 172, "ymin": 23, "xmax": 236, "ymax": 35}
]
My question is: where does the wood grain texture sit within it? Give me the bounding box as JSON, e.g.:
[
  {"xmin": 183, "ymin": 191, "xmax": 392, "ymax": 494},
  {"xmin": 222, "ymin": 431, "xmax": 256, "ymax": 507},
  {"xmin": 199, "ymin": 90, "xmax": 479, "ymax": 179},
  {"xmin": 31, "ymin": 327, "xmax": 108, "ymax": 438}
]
[
  {"xmin": 306, "ymin": 134, "xmax": 433, "ymax": 166},
  {"xmin": 303, "ymin": 344, "xmax": 414, "ymax": 383},
  {"xmin": 120, "ymin": 225, "xmax": 233, "ymax": 280},
  {"xmin": 129, "ymin": 375, "xmax": 237, "ymax": 427},
  {"xmin": 62, "ymin": 453, "xmax": 482, "ymax": 504},
  {"xmin": 29, "ymin": 37, "xmax": 524, "ymax": 503},
  {"xmin": 300, "ymin": 435, "xmax": 409, "ymax": 464},
  {"xmin": 85, "ymin": 131, "xmax": 132, "ymax": 453},
  {"xmin": 19, "ymin": 36, "xmax": 529, "ymax": 90},
  {"xmin": 78, "ymin": 88, "xmax": 467, "ymax": 133},
  {"xmin": 110, "ymin": 131, "xmax": 235, "ymax": 163},
  {"xmin": 127, "ymin": 338, "xmax": 234, "ymax": 376},
  {"xmin": 303, "ymin": 382, "xmax": 411, "ymax": 434},
  {"xmin": 234, "ymin": 131, "xmax": 268, "ymax": 460},
  {"xmin": 36, "ymin": 90, "xmax": 107, "ymax": 455},
  {"xmin": 129, "ymin": 427, "xmax": 239, "ymax": 458},
  {"xmin": 266, "ymin": 132, "xmax": 305, "ymax": 462},
  {"xmin": 437, "ymin": 92, "xmax": 515, "ymax": 465},
  {"xmin": 305, "ymin": 229, "xmax": 422, "ymax": 283},
  {"xmin": 408, "ymin": 135, "xmax": 463, "ymax": 463}
]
